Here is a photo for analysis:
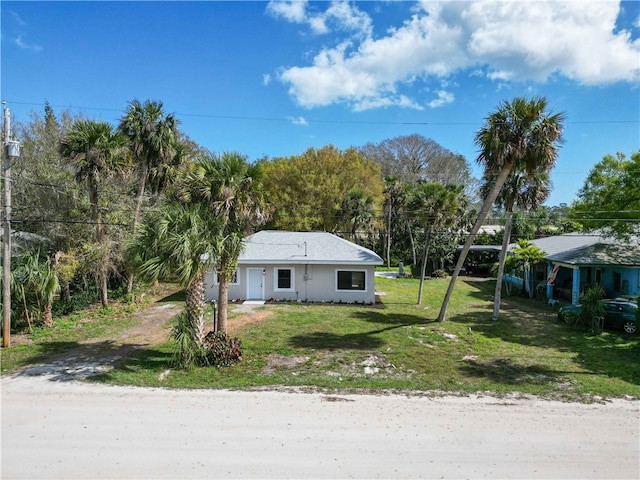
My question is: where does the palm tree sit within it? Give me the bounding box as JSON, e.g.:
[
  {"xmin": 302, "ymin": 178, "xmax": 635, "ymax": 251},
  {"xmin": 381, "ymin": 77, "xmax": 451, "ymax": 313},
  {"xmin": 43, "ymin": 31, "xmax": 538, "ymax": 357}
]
[
  {"xmin": 485, "ymin": 169, "xmax": 551, "ymax": 320},
  {"xmin": 437, "ymin": 96, "xmax": 564, "ymax": 321},
  {"xmin": 179, "ymin": 153, "xmax": 267, "ymax": 334},
  {"xmin": 409, "ymin": 182, "xmax": 466, "ymax": 305},
  {"xmin": 119, "ymin": 99, "xmax": 178, "ymax": 224},
  {"xmin": 511, "ymin": 239, "xmax": 546, "ymax": 298},
  {"xmin": 127, "ymin": 196, "xmax": 222, "ymax": 347},
  {"xmin": 59, "ymin": 120, "xmax": 128, "ymax": 306},
  {"xmin": 338, "ymin": 189, "xmax": 376, "ymax": 242},
  {"xmin": 119, "ymin": 100, "xmax": 179, "ymax": 294}
]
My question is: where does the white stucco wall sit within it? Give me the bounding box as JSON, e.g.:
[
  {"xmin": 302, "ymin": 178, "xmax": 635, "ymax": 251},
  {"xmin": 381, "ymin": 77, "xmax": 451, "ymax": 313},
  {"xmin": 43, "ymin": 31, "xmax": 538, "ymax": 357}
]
[{"xmin": 205, "ymin": 264, "xmax": 378, "ymax": 304}]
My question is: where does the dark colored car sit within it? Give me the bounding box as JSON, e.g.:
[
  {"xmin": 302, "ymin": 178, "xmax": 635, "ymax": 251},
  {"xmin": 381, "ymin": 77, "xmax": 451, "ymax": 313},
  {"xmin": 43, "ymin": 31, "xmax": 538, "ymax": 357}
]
[{"xmin": 558, "ymin": 300, "xmax": 638, "ymax": 334}]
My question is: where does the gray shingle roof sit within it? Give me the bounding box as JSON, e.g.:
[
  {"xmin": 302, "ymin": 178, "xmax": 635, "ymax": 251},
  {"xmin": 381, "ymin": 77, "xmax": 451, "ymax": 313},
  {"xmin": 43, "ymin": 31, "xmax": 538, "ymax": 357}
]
[
  {"xmin": 527, "ymin": 232, "xmax": 640, "ymax": 267},
  {"xmin": 238, "ymin": 231, "xmax": 383, "ymax": 265}
]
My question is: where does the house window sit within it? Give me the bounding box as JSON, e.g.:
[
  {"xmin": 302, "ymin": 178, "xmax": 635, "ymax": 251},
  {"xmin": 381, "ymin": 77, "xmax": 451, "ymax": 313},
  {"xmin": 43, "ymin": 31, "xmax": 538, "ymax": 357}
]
[
  {"xmin": 215, "ymin": 270, "xmax": 238, "ymax": 285},
  {"xmin": 274, "ymin": 268, "xmax": 295, "ymax": 291},
  {"xmin": 613, "ymin": 272, "xmax": 621, "ymax": 291},
  {"xmin": 336, "ymin": 270, "xmax": 366, "ymax": 291}
]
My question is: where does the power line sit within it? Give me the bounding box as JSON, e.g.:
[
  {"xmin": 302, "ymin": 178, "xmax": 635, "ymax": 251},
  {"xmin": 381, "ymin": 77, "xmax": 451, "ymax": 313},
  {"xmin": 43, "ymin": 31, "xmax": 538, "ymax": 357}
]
[{"xmin": 6, "ymin": 100, "xmax": 639, "ymax": 127}]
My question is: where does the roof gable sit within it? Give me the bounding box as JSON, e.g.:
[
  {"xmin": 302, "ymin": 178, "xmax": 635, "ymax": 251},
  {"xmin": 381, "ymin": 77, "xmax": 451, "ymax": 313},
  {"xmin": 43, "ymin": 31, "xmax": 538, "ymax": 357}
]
[{"xmin": 238, "ymin": 231, "xmax": 383, "ymax": 265}]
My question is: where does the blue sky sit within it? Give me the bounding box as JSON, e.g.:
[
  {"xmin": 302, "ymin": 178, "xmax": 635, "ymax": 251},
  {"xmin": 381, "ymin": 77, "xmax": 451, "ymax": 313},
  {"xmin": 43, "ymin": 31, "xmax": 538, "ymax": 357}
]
[{"xmin": 2, "ymin": 1, "xmax": 639, "ymax": 206}]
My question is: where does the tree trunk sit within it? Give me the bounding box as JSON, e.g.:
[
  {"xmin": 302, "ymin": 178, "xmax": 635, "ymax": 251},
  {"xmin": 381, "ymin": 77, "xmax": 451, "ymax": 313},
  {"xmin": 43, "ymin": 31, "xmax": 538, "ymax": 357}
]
[
  {"xmin": 417, "ymin": 226, "xmax": 433, "ymax": 305},
  {"xmin": 127, "ymin": 162, "xmax": 149, "ymax": 295},
  {"xmin": 492, "ymin": 210, "xmax": 513, "ymax": 321},
  {"xmin": 42, "ymin": 303, "xmax": 53, "ymax": 328},
  {"xmin": 386, "ymin": 202, "xmax": 392, "ymax": 269},
  {"xmin": 437, "ymin": 164, "xmax": 513, "ymax": 321},
  {"xmin": 185, "ymin": 270, "xmax": 207, "ymax": 346},
  {"xmin": 217, "ymin": 271, "xmax": 229, "ymax": 334},
  {"xmin": 407, "ymin": 219, "xmax": 417, "ymax": 268}
]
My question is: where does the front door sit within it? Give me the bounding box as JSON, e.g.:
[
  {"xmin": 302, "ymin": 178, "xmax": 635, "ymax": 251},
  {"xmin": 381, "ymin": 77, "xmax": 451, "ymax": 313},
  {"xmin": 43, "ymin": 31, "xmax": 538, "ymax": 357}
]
[{"xmin": 247, "ymin": 268, "xmax": 264, "ymax": 300}]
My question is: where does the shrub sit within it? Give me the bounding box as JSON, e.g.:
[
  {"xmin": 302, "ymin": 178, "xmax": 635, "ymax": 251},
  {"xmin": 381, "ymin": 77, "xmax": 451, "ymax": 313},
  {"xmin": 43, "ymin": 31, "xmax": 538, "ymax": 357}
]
[
  {"xmin": 171, "ymin": 312, "xmax": 242, "ymax": 368},
  {"xmin": 431, "ymin": 269, "xmax": 448, "ymax": 278},
  {"xmin": 580, "ymin": 285, "xmax": 605, "ymax": 335},
  {"xmin": 202, "ymin": 332, "xmax": 242, "ymax": 367},
  {"xmin": 52, "ymin": 289, "xmax": 98, "ymax": 316}
]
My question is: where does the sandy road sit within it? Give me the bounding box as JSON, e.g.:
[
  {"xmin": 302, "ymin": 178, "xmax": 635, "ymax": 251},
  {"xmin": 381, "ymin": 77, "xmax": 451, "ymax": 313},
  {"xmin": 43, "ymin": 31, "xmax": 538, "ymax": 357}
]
[{"xmin": 1, "ymin": 374, "xmax": 638, "ymax": 480}]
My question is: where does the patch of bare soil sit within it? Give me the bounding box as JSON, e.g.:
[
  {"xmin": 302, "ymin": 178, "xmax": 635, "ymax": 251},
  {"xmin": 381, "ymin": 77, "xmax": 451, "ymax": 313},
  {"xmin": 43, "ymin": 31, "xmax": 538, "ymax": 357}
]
[{"xmin": 228, "ymin": 308, "xmax": 274, "ymax": 332}]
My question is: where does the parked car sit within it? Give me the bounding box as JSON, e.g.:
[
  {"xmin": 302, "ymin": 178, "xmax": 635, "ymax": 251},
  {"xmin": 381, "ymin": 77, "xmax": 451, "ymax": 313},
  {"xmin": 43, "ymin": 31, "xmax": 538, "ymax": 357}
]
[
  {"xmin": 558, "ymin": 300, "xmax": 638, "ymax": 334},
  {"xmin": 614, "ymin": 295, "xmax": 638, "ymax": 305}
]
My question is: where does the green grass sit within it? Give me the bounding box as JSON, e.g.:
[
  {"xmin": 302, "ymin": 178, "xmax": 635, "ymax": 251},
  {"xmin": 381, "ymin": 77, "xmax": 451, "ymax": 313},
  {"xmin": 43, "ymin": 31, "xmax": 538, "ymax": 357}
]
[{"xmin": 3, "ymin": 277, "xmax": 639, "ymax": 401}]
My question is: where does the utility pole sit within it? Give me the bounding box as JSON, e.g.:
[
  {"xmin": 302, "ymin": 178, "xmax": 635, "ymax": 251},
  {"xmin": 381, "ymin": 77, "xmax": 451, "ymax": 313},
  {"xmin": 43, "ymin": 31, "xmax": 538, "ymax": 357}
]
[
  {"xmin": 3, "ymin": 103, "xmax": 12, "ymax": 348},
  {"xmin": 2, "ymin": 104, "xmax": 19, "ymax": 348}
]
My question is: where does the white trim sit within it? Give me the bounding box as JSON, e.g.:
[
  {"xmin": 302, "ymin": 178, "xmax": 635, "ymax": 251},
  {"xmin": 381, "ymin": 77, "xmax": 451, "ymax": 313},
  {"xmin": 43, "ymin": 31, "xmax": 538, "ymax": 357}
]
[
  {"xmin": 335, "ymin": 268, "xmax": 368, "ymax": 292},
  {"xmin": 273, "ymin": 267, "xmax": 295, "ymax": 292}
]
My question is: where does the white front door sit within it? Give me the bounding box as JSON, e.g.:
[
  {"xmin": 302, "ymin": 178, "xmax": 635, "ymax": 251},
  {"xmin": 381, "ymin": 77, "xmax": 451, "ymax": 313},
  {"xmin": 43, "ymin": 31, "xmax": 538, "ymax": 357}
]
[{"xmin": 247, "ymin": 268, "xmax": 264, "ymax": 300}]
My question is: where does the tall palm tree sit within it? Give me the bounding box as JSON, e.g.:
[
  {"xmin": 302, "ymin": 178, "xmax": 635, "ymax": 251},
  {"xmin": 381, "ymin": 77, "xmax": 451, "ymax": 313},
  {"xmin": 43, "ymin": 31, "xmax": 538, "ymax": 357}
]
[
  {"xmin": 485, "ymin": 169, "xmax": 551, "ymax": 320},
  {"xmin": 127, "ymin": 197, "xmax": 222, "ymax": 346},
  {"xmin": 409, "ymin": 182, "xmax": 466, "ymax": 305},
  {"xmin": 119, "ymin": 100, "xmax": 179, "ymax": 294},
  {"xmin": 119, "ymin": 99, "xmax": 178, "ymax": 224},
  {"xmin": 338, "ymin": 189, "xmax": 376, "ymax": 242},
  {"xmin": 179, "ymin": 153, "xmax": 267, "ymax": 334},
  {"xmin": 437, "ymin": 96, "xmax": 564, "ymax": 322},
  {"xmin": 59, "ymin": 120, "xmax": 128, "ymax": 306}
]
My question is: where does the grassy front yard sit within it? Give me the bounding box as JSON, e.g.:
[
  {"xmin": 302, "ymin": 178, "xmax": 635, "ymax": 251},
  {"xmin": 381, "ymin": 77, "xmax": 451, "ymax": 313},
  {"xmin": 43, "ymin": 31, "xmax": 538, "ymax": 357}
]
[
  {"xmin": 2, "ymin": 276, "xmax": 638, "ymax": 400},
  {"xmin": 94, "ymin": 276, "xmax": 640, "ymax": 400}
]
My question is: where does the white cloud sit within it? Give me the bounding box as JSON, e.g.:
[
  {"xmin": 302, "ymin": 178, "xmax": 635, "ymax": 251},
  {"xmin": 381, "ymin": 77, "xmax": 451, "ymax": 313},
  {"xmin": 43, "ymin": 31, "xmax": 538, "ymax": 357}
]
[
  {"xmin": 267, "ymin": 0, "xmax": 372, "ymax": 37},
  {"xmin": 263, "ymin": 74, "xmax": 272, "ymax": 86},
  {"xmin": 10, "ymin": 10, "xmax": 27, "ymax": 26},
  {"xmin": 288, "ymin": 116, "xmax": 308, "ymax": 126},
  {"xmin": 266, "ymin": 0, "xmax": 308, "ymax": 24},
  {"xmin": 427, "ymin": 90, "xmax": 454, "ymax": 109},
  {"xmin": 273, "ymin": 1, "xmax": 640, "ymax": 111},
  {"xmin": 14, "ymin": 35, "xmax": 42, "ymax": 52}
]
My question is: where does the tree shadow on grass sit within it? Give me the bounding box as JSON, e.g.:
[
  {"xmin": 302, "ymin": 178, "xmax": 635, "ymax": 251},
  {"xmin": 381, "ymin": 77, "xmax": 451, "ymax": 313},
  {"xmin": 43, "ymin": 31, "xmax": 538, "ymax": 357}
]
[
  {"xmin": 446, "ymin": 304, "xmax": 640, "ymax": 387},
  {"xmin": 458, "ymin": 357, "xmax": 580, "ymax": 386},
  {"xmin": 288, "ymin": 310, "xmax": 436, "ymax": 351},
  {"xmin": 89, "ymin": 346, "xmax": 173, "ymax": 384},
  {"xmin": 157, "ymin": 290, "xmax": 186, "ymax": 303},
  {"xmin": 350, "ymin": 310, "xmax": 436, "ymax": 327},
  {"xmin": 288, "ymin": 331, "xmax": 386, "ymax": 350}
]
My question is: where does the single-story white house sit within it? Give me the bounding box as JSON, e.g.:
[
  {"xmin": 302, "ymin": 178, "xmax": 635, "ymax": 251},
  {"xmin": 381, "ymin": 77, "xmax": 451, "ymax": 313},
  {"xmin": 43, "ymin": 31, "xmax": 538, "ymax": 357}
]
[{"xmin": 205, "ymin": 231, "xmax": 384, "ymax": 304}]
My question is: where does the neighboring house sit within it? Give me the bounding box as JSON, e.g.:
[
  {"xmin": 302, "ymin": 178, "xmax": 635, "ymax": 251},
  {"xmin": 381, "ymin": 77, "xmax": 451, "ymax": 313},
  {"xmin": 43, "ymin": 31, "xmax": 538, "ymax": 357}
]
[
  {"xmin": 515, "ymin": 233, "xmax": 640, "ymax": 305},
  {"xmin": 205, "ymin": 231, "xmax": 383, "ymax": 304}
]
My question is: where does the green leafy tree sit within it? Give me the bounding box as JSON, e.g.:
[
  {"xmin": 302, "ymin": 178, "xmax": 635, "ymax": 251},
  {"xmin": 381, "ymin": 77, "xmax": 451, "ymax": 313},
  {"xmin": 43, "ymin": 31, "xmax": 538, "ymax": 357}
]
[
  {"xmin": 59, "ymin": 120, "xmax": 129, "ymax": 306},
  {"xmin": 438, "ymin": 97, "xmax": 564, "ymax": 321},
  {"xmin": 569, "ymin": 151, "xmax": 640, "ymax": 238},
  {"xmin": 13, "ymin": 105, "xmax": 94, "ymax": 252},
  {"xmin": 260, "ymin": 145, "xmax": 383, "ymax": 232}
]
